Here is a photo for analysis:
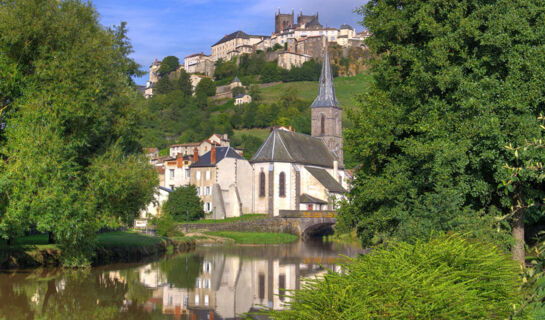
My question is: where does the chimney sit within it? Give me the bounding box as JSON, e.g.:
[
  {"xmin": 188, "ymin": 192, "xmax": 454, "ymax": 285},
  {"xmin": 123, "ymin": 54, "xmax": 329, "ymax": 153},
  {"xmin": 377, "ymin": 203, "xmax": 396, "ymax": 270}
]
[
  {"xmin": 211, "ymin": 145, "xmax": 216, "ymax": 165},
  {"xmin": 177, "ymin": 153, "xmax": 184, "ymax": 168},
  {"xmin": 193, "ymin": 147, "xmax": 199, "ymax": 162}
]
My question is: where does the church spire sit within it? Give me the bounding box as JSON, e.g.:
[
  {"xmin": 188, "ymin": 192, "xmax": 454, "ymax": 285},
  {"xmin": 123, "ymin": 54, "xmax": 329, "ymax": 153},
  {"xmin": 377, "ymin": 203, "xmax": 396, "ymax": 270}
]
[{"xmin": 310, "ymin": 40, "xmax": 339, "ymax": 109}]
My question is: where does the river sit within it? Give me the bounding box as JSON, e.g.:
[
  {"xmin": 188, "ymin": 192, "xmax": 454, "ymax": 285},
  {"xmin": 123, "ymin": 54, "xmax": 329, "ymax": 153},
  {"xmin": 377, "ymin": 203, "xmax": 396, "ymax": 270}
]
[{"xmin": 0, "ymin": 239, "xmax": 363, "ymax": 319}]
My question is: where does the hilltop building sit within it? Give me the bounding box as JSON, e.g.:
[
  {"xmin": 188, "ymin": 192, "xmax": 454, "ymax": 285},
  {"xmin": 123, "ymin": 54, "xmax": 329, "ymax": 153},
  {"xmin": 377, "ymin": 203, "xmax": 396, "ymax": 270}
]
[
  {"xmin": 234, "ymin": 94, "xmax": 252, "ymax": 105},
  {"xmin": 211, "ymin": 30, "xmax": 269, "ymax": 61},
  {"xmin": 184, "ymin": 52, "xmax": 215, "ymax": 77}
]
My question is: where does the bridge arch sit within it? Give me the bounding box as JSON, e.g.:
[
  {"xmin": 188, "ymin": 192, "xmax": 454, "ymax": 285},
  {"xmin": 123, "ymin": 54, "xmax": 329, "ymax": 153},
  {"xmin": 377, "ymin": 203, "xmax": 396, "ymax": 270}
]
[{"xmin": 301, "ymin": 221, "xmax": 335, "ymax": 239}]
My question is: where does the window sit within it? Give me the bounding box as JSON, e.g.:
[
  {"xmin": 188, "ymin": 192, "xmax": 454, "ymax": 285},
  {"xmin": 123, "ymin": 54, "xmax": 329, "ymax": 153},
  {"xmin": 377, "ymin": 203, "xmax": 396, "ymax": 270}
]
[
  {"xmin": 205, "ymin": 202, "xmax": 211, "ymax": 212},
  {"xmin": 205, "ymin": 186, "xmax": 211, "ymax": 195},
  {"xmin": 170, "ymin": 185, "xmax": 175, "ymax": 190},
  {"xmin": 320, "ymin": 114, "xmax": 325, "ymax": 136},
  {"xmin": 259, "ymin": 171, "xmax": 266, "ymax": 197},
  {"xmin": 185, "ymin": 169, "xmax": 190, "ymax": 178},
  {"xmin": 196, "ymin": 279, "xmax": 201, "ymax": 288},
  {"xmin": 203, "ymin": 279, "xmax": 210, "ymax": 289},
  {"xmin": 279, "ymin": 274, "xmax": 286, "ymax": 301},
  {"xmin": 169, "ymin": 169, "xmax": 175, "ymax": 179},
  {"xmin": 196, "ymin": 187, "xmax": 201, "ymax": 196},
  {"xmin": 204, "ymin": 294, "xmax": 209, "ymax": 306},
  {"xmin": 195, "ymin": 294, "xmax": 200, "ymax": 305},
  {"xmin": 205, "ymin": 170, "xmax": 210, "ymax": 180},
  {"xmin": 258, "ymin": 273, "xmax": 265, "ymax": 300},
  {"xmin": 279, "ymin": 172, "xmax": 286, "ymax": 197},
  {"xmin": 196, "ymin": 171, "xmax": 201, "ymax": 180}
]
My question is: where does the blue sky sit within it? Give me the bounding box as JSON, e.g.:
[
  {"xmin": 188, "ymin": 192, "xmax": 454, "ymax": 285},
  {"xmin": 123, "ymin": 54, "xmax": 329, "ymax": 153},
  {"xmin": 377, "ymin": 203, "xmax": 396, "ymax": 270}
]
[{"xmin": 92, "ymin": 0, "xmax": 366, "ymax": 85}]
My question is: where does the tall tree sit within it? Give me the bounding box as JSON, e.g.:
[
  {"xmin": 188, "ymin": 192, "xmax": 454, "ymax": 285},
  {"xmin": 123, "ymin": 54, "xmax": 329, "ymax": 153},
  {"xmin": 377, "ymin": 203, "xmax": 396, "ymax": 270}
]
[
  {"xmin": 341, "ymin": 0, "xmax": 545, "ymax": 261},
  {"xmin": 0, "ymin": 0, "xmax": 157, "ymax": 265}
]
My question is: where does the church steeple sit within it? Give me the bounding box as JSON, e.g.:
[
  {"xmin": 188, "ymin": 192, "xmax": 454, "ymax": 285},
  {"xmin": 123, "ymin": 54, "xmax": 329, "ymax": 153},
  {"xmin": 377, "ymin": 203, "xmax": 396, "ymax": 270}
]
[
  {"xmin": 311, "ymin": 42, "xmax": 340, "ymax": 109},
  {"xmin": 311, "ymin": 39, "xmax": 343, "ymax": 166}
]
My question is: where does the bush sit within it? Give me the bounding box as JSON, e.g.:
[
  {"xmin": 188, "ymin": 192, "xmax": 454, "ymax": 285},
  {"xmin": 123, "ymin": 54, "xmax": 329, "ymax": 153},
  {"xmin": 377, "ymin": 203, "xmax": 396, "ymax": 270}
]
[
  {"xmin": 266, "ymin": 234, "xmax": 522, "ymax": 320},
  {"xmin": 151, "ymin": 214, "xmax": 181, "ymax": 237},
  {"xmin": 162, "ymin": 185, "xmax": 205, "ymax": 221}
]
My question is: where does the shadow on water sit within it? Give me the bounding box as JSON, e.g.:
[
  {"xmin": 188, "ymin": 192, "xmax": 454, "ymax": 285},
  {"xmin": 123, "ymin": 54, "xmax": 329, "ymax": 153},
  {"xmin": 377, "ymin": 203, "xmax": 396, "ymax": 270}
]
[{"xmin": 0, "ymin": 239, "xmax": 363, "ymax": 320}]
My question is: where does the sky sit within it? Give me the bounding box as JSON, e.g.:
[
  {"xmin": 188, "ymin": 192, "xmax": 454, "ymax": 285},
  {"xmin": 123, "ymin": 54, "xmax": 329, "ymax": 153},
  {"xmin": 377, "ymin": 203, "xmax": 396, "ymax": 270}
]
[{"xmin": 91, "ymin": 0, "xmax": 366, "ymax": 85}]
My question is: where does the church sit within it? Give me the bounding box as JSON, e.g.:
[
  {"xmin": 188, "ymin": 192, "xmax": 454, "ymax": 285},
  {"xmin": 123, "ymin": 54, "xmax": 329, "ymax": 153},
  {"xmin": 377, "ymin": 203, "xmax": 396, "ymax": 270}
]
[{"xmin": 250, "ymin": 44, "xmax": 348, "ymax": 216}]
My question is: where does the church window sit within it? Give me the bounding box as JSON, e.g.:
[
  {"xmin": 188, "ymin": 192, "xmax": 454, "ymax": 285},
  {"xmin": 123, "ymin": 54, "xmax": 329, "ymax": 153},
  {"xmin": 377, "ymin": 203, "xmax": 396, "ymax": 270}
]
[
  {"xmin": 279, "ymin": 172, "xmax": 286, "ymax": 197},
  {"xmin": 320, "ymin": 114, "xmax": 325, "ymax": 136},
  {"xmin": 259, "ymin": 172, "xmax": 266, "ymax": 197}
]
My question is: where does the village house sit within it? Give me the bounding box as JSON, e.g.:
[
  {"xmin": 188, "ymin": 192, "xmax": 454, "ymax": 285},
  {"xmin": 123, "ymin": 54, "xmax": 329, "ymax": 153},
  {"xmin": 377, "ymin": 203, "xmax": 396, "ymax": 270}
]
[
  {"xmin": 230, "ymin": 76, "xmax": 243, "ymax": 90},
  {"xmin": 169, "ymin": 134, "xmax": 231, "ymax": 158},
  {"xmin": 234, "ymin": 94, "xmax": 252, "ymax": 105},
  {"xmin": 250, "ymin": 42, "xmax": 347, "ymax": 216},
  {"xmin": 163, "ymin": 154, "xmax": 193, "ymax": 190},
  {"xmin": 190, "ymin": 145, "xmax": 253, "ymax": 217}
]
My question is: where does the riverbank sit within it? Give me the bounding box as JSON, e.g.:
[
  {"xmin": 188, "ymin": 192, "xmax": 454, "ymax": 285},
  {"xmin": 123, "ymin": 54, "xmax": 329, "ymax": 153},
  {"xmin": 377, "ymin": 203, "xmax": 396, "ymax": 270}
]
[
  {"xmin": 203, "ymin": 231, "xmax": 298, "ymax": 244},
  {"xmin": 0, "ymin": 231, "xmax": 195, "ymax": 269}
]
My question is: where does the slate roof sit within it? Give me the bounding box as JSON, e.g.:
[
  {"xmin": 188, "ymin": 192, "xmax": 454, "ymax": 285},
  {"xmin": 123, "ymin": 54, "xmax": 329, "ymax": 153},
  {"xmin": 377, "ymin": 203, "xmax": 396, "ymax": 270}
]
[
  {"xmin": 340, "ymin": 24, "xmax": 353, "ymax": 30},
  {"xmin": 191, "ymin": 146, "xmax": 245, "ymax": 168},
  {"xmin": 250, "ymin": 128, "xmax": 339, "ymax": 168},
  {"xmin": 232, "ymin": 76, "xmax": 241, "ymax": 83},
  {"xmin": 300, "ymin": 193, "xmax": 328, "ymax": 204},
  {"xmin": 213, "ymin": 31, "xmax": 249, "ymax": 46},
  {"xmin": 305, "ymin": 166, "xmax": 346, "ymax": 193},
  {"xmin": 310, "ymin": 42, "xmax": 340, "ymax": 109}
]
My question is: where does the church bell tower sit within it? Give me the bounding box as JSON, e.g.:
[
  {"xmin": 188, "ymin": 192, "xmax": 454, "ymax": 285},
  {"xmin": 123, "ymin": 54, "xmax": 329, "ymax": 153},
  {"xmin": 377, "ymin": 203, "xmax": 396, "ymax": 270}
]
[{"xmin": 310, "ymin": 40, "xmax": 343, "ymax": 165}]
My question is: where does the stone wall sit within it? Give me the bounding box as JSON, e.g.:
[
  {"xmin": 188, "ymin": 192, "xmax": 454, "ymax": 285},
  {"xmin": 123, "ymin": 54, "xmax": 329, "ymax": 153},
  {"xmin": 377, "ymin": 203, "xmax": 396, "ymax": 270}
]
[{"xmin": 178, "ymin": 217, "xmax": 300, "ymax": 235}]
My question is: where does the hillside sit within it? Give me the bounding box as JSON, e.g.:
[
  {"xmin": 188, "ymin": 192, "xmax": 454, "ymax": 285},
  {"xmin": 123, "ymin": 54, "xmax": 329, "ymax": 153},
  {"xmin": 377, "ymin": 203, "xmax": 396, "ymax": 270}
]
[{"xmin": 260, "ymin": 72, "xmax": 372, "ymax": 110}]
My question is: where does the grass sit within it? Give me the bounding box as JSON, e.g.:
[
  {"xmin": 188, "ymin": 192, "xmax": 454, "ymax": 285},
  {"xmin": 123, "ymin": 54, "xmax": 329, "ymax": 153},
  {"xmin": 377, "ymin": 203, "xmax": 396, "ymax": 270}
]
[
  {"xmin": 95, "ymin": 231, "xmax": 164, "ymax": 249},
  {"xmin": 0, "ymin": 231, "xmax": 166, "ymax": 250},
  {"xmin": 260, "ymin": 73, "xmax": 373, "ymax": 110},
  {"xmin": 183, "ymin": 213, "xmax": 268, "ymax": 225},
  {"xmin": 205, "ymin": 231, "xmax": 298, "ymax": 244},
  {"xmin": 233, "ymin": 128, "xmax": 271, "ymax": 141}
]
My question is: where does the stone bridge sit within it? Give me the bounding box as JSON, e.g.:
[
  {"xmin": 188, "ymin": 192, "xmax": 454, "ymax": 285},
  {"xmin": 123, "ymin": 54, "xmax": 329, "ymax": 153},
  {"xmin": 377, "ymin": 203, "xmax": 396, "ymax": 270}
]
[
  {"xmin": 180, "ymin": 211, "xmax": 337, "ymax": 240},
  {"xmin": 278, "ymin": 210, "xmax": 337, "ymax": 239}
]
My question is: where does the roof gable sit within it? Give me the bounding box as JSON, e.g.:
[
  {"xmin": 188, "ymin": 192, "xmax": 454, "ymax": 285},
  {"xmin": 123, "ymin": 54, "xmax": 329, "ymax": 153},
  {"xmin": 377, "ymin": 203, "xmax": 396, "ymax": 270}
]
[
  {"xmin": 191, "ymin": 147, "xmax": 245, "ymax": 167},
  {"xmin": 251, "ymin": 128, "xmax": 338, "ymax": 168}
]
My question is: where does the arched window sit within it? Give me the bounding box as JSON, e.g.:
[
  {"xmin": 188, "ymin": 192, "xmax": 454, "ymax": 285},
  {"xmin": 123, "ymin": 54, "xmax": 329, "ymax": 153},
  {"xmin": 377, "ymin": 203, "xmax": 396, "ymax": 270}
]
[
  {"xmin": 320, "ymin": 114, "xmax": 325, "ymax": 136},
  {"xmin": 279, "ymin": 172, "xmax": 286, "ymax": 197},
  {"xmin": 259, "ymin": 171, "xmax": 266, "ymax": 197}
]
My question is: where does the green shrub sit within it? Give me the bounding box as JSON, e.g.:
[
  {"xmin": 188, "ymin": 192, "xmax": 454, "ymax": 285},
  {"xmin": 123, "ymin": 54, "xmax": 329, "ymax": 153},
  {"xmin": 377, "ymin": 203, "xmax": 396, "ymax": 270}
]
[
  {"xmin": 151, "ymin": 214, "xmax": 182, "ymax": 237},
  {"xmin": 266, "ymin": 234, "xmax": 522, "ymax": 320}
]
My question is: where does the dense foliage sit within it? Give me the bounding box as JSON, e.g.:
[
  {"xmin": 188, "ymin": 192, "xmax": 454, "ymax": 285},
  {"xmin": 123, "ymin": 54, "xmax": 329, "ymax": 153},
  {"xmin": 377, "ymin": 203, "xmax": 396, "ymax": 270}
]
[
  {"xmin": 266, "ymin": 235, "xmax": 522, "ymax": 320},
  {"xmin": 340, "ymin": 0, "xmax": 545, "ymax": 255},
  {"xmin": 157, "ymin": 55, "xmax": 180, "ymax": 76},
  {"xmin": 0, "ymin": 0, "xmax": 157, "ymax": 265},
  {"xmin": 162, "ymin": 185, "xmax": 205, "ymax": 221}
]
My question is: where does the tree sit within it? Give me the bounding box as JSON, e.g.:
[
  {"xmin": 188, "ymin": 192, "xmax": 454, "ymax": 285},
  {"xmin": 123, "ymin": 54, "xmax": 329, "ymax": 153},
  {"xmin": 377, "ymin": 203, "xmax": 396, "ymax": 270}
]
[
  {"xmin": 195, "ymin": 77, "xmax": 216, "ymax": 97},
  {"xmin": 248, "ymin": 84, "xmax": 262, "ymax": 102},
  {"xmin": 341, "ymin": 0, "xmax": 545, "ymax": 258},
  {"xmin": 176, "ymin": 69, "xmax": 192, "ymax": 96},
  {"xmin": 0, "ymin": 0, "xmax": 157, "ymax": 265},
  {"xmin": 162, "ymin": 185, "xmax": 205, "ymax": 221},
  {"xmin": 158, "ymin": 56, "xmax": 180, "ymax": 76},
  {"xmin": 232, "ymin": 86, "xmax": 245, "ymax": 98},
  {"xmin": 154, "ymin": 76, "xmax": 174, "ymax": 95}
]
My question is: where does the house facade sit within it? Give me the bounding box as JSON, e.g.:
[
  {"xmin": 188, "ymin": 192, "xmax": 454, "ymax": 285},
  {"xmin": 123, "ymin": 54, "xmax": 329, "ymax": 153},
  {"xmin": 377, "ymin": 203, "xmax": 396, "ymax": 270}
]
[
  {"xmin": 190, "ymin": 146, "xmax": 253, "ymax": 218},
  {"xmin": 211, "ymin": 30, "xmax": 268, "ymax": 62},
  {"xmin": 184, "ymin": 53, "xmax": 215, "ymax": 76}
]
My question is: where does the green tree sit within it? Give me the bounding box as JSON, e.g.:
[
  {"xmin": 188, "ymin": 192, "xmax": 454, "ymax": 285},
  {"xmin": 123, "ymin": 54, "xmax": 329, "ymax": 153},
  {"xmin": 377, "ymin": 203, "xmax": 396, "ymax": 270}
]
[
  {"xmin": 195, "ymin": 77, "xmax": 216, "ymax": 97},
  {"xmin": 154, "ymin": 76, "xmax": 174, "ymax": 95},
  {"xmin": 0, "ymin": 0, "xmax": 157, "ymax": 265},
  {"xmin": 248, "ymin": 84, "xmax": 262, "ymax": 102},
  {"xmin": 162, "ymin": 185, "xmax": 205, "ymax": 221},
  {"xmin": 176, "ymin": 69, "xmax": 192, "ymax": 96},
  {"xmin": 158, "ymin": 56, "xmax": 180, "ymax": 76},
  {"xmin": 341, "ymin": 0, "xmax": 545, "ymax": 256},
  {"xmin": 232, "ymin": 86, "xmax": 246, "ymax": 98},
  {"xmin": 214, "ymin": 59, "xmax": 237, "ymax": 80}
]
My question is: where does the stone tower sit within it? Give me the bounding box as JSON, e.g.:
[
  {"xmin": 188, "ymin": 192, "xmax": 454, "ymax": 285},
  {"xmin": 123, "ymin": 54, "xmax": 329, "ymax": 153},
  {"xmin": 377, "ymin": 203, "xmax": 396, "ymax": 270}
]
[
  {"xmin": 275, "ymin": 10, "xmax": 294, "ymax": 34},
  {"xmin": 311, "ymin": 41, "xmax": 343, "ymax": 165}
]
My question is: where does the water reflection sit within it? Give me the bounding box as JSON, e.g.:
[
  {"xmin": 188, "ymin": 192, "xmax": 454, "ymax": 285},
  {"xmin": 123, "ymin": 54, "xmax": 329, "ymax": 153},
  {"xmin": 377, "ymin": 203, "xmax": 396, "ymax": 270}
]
[{"xmin": 0, "ymin": 240, "xmax": 362, "ymax": 319}]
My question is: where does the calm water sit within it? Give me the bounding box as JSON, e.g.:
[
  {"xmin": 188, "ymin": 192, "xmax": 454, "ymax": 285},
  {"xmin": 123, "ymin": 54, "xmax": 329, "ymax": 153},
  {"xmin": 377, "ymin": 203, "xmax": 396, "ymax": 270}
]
[{"xmin": 0, "ymin": 239, "xmax": 362, "ymax": 320}]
